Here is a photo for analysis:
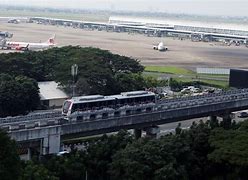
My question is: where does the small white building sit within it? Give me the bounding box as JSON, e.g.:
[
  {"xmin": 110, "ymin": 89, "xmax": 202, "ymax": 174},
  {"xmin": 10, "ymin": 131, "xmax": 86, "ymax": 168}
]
[{"xmin": 38, "ymin": 81, "xmax": 69, "ymax": 108}]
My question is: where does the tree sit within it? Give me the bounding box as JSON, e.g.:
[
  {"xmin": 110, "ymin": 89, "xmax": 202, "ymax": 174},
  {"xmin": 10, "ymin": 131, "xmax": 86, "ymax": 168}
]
[
  {"xmin": 85, "ymin": 130, "xmax": 133, "ymax": 179},
  {"xmin": 75, "ymin": 78, "xmax": 91, "ymax": 96},
  {"xmin": 0, "ymin": 130, "xmax": 21, "ymax": 180},
  {"xmin": 39, "ymin": 153, "xmax": 87, "ymax": 180},
  {"xmin": 0, "ymin": 74, "xmax": 40, "ymax": 117},
  {"xmin": 39, "ymin": 130, "xmax": 133, "ymax": 180},
  {"xmin": 53, "ymin": 47, "xmax": 144, "ymax": 95},
  {"xmin": 181, "ymin": 120, "xmax": 213, "ymax": 180},
  {"xmin": 144, "ymin": 76, "xmax": 167, "ymax": 88},
  {"xmin": 0, "ymin": 46, "xmax": 147, "ymax": 95},
  {"xmin": 21, "ymin": 161, "xmax": 58, "ymax": 180},
  {"xmin": 110, "ymin": 136, "xmax": 191, "ymax": 180},
  {"xmin": 115, "ymin": 73, "xmax": 146, "ymax": 92},
  {"xmin": 208, "ymin": 127, "xmax": 248, "ymax": 179}
]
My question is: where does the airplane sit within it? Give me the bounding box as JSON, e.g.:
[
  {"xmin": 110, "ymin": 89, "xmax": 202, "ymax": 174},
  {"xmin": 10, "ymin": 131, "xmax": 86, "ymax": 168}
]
[
  {"xmin": 5, "ymin": 35, "xmax": 56, "ymax": 51},
  {"xmin": 153, "ymin": 42, "xmax": 168, "ymax": 51}
]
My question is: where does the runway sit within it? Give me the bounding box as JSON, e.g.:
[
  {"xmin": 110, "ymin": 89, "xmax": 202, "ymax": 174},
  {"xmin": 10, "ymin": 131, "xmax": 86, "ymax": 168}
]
[{"xmin": 1, "ymin": 22, "xmax": 248, "ymax": 69}]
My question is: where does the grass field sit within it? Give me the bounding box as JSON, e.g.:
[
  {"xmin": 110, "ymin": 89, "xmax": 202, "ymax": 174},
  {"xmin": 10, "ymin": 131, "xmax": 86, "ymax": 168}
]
[
  {"xmin": 198, "ymin": 73, "xmax": 229, "ymax": 79},
  {"xmin": 173, "ymin": 77, "xmax": 228, "ymax": 88},
  {"xmin": 145, "ymin": 66, "xmax": 194, "ymax": 75},
  {"xmin": 144, "ymin": 66, "xmax": 229, "ymax": 88}
]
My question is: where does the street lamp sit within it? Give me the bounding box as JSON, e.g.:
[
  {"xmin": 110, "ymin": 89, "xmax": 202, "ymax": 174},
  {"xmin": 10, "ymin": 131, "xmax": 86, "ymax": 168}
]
[{"xmin": 71, "ymin": 64, "xmax": 78, "ymax": 97}]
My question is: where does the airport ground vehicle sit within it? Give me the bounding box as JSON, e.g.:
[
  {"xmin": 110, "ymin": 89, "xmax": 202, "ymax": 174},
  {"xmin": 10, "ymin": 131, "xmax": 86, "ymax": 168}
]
[{"xmin": 62, "ymin": 91, "xmax": 156, "ymax": 118}]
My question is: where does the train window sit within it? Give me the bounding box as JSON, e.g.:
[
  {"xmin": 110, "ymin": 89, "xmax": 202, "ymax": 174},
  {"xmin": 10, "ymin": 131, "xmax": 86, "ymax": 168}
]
[
  {"xmin": 146, "ymin": 107, "xmax": 152, "ymax": 112},
  {"xmin": 78, "ymin": 103, "xmax": 87, "ymax": 110},
  {"xmin": 99, "ymin": 101, "xmax": 106, "ymax": 107},
  {"xmin": 134, "ymin": 97, "xmax": 140, "ymax": 103},
  {"xmin": 141, "ymin": 97, "xmax": 145, "ymax": 102},
  {"xmin": 114, "ymin": 111, "xmax": 120, "ymax": 116},
  {"xmin": 63, "ymin": 101, "xmax": 71, "ymax": 113},
  {"xmin": 71, "ymin": 104, "xmax": 77, "ymax": 111},
  {"xmin": 102, "ymin": 113, "xmax": 108, "ymax": 119},
  {"xmin": 120, "ymin": 99, "xmax": 126, "ymax": 105},
  {"xmin": 127, "ymin": 98, "xmax": 134, "ymax": 104},
  {"xmin": 106, "ymin": 100, "xmax": 115, "ymax": 107},
  {"xmin": 126, "ymin": 110, "xmax": 131, "ymax": 115},
  {"xmin": 147, "ymin": 95, "xmax": 155, "ymax": 102},
  {"xmin": 89, "ymin": 101, "xmax": 98, "ymax": 109},
  {"xmin": 90, "ymin": 114, "xmax": 96, "ymax": 120},
  {"xmin": 106, "ymin": 100, "xmax": 110, "ymax": 107},
  {"xmin": 77, "ymin": 116, "xmax": 83, "ymax": 121}
]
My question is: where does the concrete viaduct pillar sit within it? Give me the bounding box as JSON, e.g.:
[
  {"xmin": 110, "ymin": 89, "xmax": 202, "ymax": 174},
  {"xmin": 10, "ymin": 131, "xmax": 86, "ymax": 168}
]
[
  {"xmin": 144, "ymin": 126, "xmax": 160, "ymax": 138},
  {"xmin": 41, "ymin": 133, "xmax": 61, "ymax": 155},
  {"xmin": 209, "ymin": 115, "xmax": 218, "ymax": 128},
  {"xmin": 134, "ymin": 129, "xmax": 142, "ymax": 139},
  {"xmin": 209, "ymin": 115, "xmax": 217, "ymax": 122},
  {"xmin": 222, "ymin": 113, "xmax": 233, "ymax": 129}
]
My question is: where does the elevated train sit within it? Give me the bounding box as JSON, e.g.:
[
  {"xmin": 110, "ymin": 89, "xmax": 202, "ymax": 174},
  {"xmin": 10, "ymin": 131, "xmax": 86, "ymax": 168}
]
[{"xmin": 62, "ymin": 91, "xmax": 156, "ymax": 120}]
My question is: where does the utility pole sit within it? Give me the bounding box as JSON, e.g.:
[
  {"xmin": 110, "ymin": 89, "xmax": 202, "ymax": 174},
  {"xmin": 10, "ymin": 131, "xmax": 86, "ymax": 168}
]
[
  {"xmin": 71, "ymin": 64, "xmax": 78, "ymax": 97},
  {"xmin": 167, "ymin": 77, "xmax": 170, "ymax": 90}
]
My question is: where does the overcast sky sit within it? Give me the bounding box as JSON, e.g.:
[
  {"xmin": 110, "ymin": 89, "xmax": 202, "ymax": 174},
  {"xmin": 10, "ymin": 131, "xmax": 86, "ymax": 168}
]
[{"xmin": 1, "ymin": 0, "xmax": 248, "ymax": 17}]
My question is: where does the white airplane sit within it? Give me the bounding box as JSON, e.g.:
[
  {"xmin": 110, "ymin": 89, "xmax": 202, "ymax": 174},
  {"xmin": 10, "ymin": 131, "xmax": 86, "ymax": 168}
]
[
  {"xmin": 5, "ymin": 35, "xmax": 56, "ymax": 51},
  {"xmin": 153, "ymin": 42, "xmax": 168, "ymax": 51}
]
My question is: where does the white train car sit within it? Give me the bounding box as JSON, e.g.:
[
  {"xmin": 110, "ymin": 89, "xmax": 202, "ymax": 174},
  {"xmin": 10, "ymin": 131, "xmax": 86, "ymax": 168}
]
[{"xmin": 62, "ymin": 91, "xmax": 156, "ymax": 120}]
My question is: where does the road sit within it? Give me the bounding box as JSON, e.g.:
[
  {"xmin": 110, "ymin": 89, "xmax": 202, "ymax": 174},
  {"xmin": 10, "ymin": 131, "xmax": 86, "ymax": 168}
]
[{"xmin": 158, "ymin": 110, "xmax": 247, "ymax": 137}]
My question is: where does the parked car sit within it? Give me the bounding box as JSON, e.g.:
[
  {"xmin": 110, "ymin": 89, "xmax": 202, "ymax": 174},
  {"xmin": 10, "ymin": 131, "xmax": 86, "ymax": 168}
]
[
  {"xmin": 238, "ymin": 112, "xmax": 248, "ymax": 118},
  {"xmin": 57, "ymin": 150, "xmax": 69, "ymax": 156}
]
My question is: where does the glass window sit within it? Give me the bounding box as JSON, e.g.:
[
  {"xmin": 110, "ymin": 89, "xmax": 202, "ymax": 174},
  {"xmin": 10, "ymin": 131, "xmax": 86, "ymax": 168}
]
[
  {"xmin": 78, "ymin": 103, "xmax": 86, "ymax": 110},
  {"xmin": 71, "ymin": 103, "xmax": 79, "ymax": 113},
  {"xmin": 120, "ymin": 99, "xmax": 126, "ymax": 105},
  {"xmin": 63, "ymin": 101, "xmax": 71, "ymax": 113}
]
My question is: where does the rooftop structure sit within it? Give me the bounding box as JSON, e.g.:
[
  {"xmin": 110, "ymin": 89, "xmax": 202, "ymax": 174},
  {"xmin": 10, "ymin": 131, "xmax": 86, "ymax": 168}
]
[{"xmin": 38, "ymin": 81, "xmax": 68, "ymax": 108}]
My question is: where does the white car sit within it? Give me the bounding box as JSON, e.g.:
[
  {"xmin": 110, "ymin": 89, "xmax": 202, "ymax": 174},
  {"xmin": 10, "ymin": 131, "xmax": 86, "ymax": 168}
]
[{"xmin": 57, "ymin": 150, "xmax": 69, "ymax": 156}]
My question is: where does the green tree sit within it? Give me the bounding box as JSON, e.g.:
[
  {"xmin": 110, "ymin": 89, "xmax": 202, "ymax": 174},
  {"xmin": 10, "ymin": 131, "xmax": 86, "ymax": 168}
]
[
  {"xmin": 115, "ymin": 73, "xmax": 146, "ymax": 92},
  {"xmin": 182, "ymin": 120, "xmax": 212, "ymax": 180},
  {"xmin": 85, "ymin": 130, "xmax": 133, "ymax": 179},
  {"xmin": 0, "ymin": 130, "xmax": 21, "ymax": 180},
  {"xmin": 208, "ymin": 127, "xmax": 248, "ymax": 179},
  {"xmin": 0, "ymin": 46, "xmax": 146, "ymax": 95},
  {"xmin": 0, "ymin": 74, "xmax": 40, "ymax": 117},
  {"xmin": 21, "ymin": 161, "xmax": 58, "ymax": 180},
  {"xmin": 110, "ymin": 136, "xmax": 191, "ymax": 180},
  {"xmin": 40, "ymin": 130, "xmax": 132, "ymax": 180},
  {"xmin": 41, "ymin": 153, "xmax": 87, "ymax": 180},
  {"xmin": 144, "ymin": 76, "xmax": 167, "ymax": 88}
]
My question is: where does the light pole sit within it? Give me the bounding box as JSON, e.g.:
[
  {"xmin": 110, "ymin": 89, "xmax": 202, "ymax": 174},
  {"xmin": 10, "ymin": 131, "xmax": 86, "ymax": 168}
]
[
  {"xmin": 167, "ymin": 77, "xmax": 170, "ymax": 90},
  {"xmin": 71, "ymin": 64, "xmax": 78, "ymax": 97}
]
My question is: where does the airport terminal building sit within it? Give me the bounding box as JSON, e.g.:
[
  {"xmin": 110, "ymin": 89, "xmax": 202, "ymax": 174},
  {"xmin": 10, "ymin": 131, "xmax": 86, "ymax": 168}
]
[{"xmin": 108, "ymin": 16, "xmax": 248, "ymax": 36}]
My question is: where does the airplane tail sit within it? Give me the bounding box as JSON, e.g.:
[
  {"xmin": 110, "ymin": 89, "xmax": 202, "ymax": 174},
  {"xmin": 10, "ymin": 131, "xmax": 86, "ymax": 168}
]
[{"xmin": 45, "ymin": 34, "xmax": 56, "ymax": 44}]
